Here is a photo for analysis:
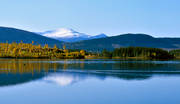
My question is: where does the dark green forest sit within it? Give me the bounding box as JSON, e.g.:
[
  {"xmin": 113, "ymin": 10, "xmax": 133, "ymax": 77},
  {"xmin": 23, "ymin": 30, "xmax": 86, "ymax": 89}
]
[
  {"xmin": 169, "ymin": 49, "xmax": 180, "ymax": 58},
  {"xmin": 100, "ymin": 47, "xmax": 174, "ymax": 59}
]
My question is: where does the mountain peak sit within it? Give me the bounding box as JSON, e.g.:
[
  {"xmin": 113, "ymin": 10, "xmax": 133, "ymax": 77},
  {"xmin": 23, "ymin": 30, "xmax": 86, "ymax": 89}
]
[
  {"xmin": 55, "ymin": 28, "xmax": 77, "ymax": 33},
  {"xmin": 41, "ymin": 28, "xmax": 89, "ymax": 38},
  {"xmin": 98, "ymin": 33, "xmax": 107, "ymax": 37},
  {"xmin": 90, "ymin": 33, "xmax": 107, "ymax": 39},
  {"xmin": 38, "ymin": 28, "xmax": 108, "ymax": 42}
]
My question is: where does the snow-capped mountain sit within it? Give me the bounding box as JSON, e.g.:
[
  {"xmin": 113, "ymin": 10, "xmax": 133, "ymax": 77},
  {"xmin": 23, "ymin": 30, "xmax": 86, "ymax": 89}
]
[
  {"xmin": 38, "ymin": 28, "xmax": 107, "ymax": 42},
  {"xmin": 90, "ymin": 33, "xmax": 107, "ymax": 39}
]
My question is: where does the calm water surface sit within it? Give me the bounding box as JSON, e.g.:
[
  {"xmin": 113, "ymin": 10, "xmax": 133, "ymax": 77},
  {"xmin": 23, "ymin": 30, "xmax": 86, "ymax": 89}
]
[{"xmin": 0, "ymin": 59, "xmax": 180, "ymax": 104}]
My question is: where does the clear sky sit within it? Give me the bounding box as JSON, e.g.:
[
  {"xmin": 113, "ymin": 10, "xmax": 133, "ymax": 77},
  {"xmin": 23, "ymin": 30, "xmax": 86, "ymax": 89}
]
[{"xmin": 0, "ymin": 0, "xmax": 180, "ymax": 37}]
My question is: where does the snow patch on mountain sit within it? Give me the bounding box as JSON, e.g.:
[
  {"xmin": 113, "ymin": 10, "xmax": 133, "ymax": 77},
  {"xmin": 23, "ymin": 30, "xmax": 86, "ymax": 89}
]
[
  {"xmin": 38, "ymin": 28, "xmax": 107, "ymax": 42},
  {"xmin": 41, "ymin": 28, "xmax": 90, "ymax": 38}
]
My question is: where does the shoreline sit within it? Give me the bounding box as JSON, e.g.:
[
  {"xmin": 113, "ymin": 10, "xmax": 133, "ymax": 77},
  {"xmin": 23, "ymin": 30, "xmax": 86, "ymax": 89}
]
[
  {"xmin": 0, "ymin": 56, "xmax": 178, "ymax": 60},
  {"xmin": 84, "ymin": 56, "xmax": 175, "ymax": 60}
]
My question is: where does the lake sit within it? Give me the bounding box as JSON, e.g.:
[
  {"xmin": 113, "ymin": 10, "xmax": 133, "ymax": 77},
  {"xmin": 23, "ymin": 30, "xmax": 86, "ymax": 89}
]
[{"xmin": 0, "ymin": 59, "xmax": 180, "ymax": 104}]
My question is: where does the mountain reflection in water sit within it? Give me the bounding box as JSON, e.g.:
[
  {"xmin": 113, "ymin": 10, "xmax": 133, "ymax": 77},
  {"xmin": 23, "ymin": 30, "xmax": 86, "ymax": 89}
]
[{"xmin": 0, "ymin": 59, "xmax": 180, "ymax": 87}]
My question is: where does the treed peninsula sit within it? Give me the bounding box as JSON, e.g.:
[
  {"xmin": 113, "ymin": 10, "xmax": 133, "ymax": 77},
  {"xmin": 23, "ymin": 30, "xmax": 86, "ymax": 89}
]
[{"xmin": 0, "ymin": 41, "xmax": 180, "ymax": 59}]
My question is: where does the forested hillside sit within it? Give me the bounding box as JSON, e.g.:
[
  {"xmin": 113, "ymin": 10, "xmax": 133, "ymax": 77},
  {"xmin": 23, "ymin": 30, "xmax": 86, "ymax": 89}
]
[
  {"xmin": 65, "ymin": 34, "xmax": 180, "ymax": 51},
  {"xmin": 0, "ymin": 27, "xmax": 63, "ymax": 47}
]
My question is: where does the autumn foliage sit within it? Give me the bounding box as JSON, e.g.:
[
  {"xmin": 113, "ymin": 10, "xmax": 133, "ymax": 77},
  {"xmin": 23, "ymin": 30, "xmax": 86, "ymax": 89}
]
[{"xmin": 0, "ymin": 41, "xmax": 85, "ymax": 59}]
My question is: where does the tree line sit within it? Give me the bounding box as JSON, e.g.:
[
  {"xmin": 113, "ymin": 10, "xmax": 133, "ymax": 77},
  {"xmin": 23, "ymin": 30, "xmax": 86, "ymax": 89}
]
[
  {"xmin": 0, "ymin": 41, "xmax": 180, "ymax": 59},
  {"xmin": 0, "ymin": 41, "xmax": 85, "ymax": 59},
  {"xmin": 169, "ymin": 49, "xmax": 180, "ymax": 58},
  {"xmin": 100, "ymin": 47, "xmax": 174, "ymax": 59}
]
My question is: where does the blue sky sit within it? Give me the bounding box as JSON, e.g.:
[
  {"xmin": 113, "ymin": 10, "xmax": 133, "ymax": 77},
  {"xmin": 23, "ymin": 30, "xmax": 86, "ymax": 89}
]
[{"xmin": 0, "ymin": 0, "xmax": 180, "ymax": 37}]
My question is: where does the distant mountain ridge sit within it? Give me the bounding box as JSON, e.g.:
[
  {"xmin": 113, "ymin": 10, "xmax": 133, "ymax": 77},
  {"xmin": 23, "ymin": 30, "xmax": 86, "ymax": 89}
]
[
  {"xmin": 38, "ymin": 28, "xmax": 108, "ymax": 42},
  {"xmin": 0, "ymin": 27, "xmax": 180, "ymax": 51},
  {"xmin": 65, "ymin": 33, "xmax": 180, "ymax": 51},
  {"xmin": 0, "ymin": 27, "xmax": 63, "ymax": 47}
]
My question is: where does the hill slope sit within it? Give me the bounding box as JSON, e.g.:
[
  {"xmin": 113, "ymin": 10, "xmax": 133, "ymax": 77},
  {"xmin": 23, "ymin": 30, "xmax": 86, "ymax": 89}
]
[
  {"xmin": 65, "ymin": 34, "xmax": 180, "ymax": 51},
  {"xmin": 0, "ymin": 27, "xmax": 62, "ymax": 47}
]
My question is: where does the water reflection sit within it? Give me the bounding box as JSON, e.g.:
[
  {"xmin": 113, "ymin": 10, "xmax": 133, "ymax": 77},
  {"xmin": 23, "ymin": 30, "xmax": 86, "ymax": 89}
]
[
  {"xmin": 0, "ymin": 59, "xmax": 180, "ymax": 87},
  {"xmin": 44, "ymin": 73, "xmax": 85, "ymax": 86}
]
